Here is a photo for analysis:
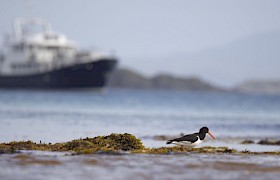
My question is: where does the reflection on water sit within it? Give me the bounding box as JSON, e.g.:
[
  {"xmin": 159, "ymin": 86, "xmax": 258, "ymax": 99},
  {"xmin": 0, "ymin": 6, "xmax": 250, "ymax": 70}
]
[{"xmin": 1, "ymin": 151, "xmax": 280, "ymax": 180}]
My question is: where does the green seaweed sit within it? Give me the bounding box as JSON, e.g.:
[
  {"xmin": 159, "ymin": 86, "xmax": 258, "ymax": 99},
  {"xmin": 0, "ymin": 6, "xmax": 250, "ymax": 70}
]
[{"xmin": 0, "ymin": 133, "xmax": 144, "ymax": 154}]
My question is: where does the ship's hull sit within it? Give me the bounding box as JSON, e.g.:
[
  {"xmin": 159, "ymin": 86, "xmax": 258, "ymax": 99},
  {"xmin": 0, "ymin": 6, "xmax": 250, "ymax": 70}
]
[{"xmin": 0, "ymin": 59, "xmax": 117, "ymax": 89}]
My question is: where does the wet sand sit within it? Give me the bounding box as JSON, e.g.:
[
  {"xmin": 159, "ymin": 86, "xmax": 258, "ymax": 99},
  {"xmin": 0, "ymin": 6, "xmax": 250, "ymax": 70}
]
[{"xmin": 1, "ymin": 151, "xmax": 280, "ymax": 180}]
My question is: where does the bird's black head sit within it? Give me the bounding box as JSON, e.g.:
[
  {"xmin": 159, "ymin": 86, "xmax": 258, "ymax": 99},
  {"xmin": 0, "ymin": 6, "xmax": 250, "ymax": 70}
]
[
  {"xmin": 199, "ymin": 127, "xmax": 216, "ymax": 140},
  {"xmin": 199, "ymin": 127, "xmax": 209, "ymax": 134}
]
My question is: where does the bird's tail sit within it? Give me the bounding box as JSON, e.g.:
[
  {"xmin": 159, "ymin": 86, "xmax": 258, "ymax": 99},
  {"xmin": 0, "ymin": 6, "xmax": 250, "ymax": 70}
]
[{"xmin": 166, "ymin": 140, "xmax": 173, "ymax": 144}]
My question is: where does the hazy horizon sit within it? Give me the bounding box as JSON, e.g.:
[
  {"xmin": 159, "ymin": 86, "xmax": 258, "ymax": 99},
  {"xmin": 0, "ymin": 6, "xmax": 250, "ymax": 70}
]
[{"xmin": 1, "ymin": 0, "xmax": 280, "ymax": 87}]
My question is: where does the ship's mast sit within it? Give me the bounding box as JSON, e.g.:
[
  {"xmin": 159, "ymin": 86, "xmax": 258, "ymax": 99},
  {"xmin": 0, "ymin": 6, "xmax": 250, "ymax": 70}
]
[
  {"xmin": 14, "ymin": 0, "xmax": 34, "ymax": 39},
  {"xmin": 14, "ymin": 0, "xmax": 52, "ymax": 39},
  {"xmin": 26, "ymin": 0, "xmax": 34, "ymax": 18}
]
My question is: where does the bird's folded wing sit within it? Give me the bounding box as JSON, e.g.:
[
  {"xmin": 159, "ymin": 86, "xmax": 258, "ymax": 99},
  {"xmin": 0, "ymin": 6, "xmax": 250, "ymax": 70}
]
[{"xmin": 170, "ymin": 134, "xmax": 198, "ymax": 143}]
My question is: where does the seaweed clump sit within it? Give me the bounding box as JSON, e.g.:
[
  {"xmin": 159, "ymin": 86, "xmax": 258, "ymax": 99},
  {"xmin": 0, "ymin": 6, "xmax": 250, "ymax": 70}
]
[
  {"xmin": 240, "ymin": 139, "xmax": 280, "ymax": 146},
  {"xmin": 0, "ymin": 133, "xmax": 144, "ymax": 154},
  {"xmin": 0, "ymin": 140, "xmax": 53, "ymax": 154},
  {"xmin": 61, "ymin": 133, "xmax": 145, "ymax": 153},
  {"xmin": 258, "ymin": 139, "xmax": 280, "ymax": 146},
  {"xmin": 241, "ymin": 140, "xmax": 255, "ymax": 144}
]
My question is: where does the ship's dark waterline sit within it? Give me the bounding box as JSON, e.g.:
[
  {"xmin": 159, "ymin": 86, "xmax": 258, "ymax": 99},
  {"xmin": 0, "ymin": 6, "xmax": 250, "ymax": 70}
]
[{"xmin": 0, "ymin": 59, "xmax": 117, "ymax": 89}]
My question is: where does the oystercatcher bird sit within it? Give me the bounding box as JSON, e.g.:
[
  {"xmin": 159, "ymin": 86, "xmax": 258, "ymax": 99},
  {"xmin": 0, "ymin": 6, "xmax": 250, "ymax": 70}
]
[{"xmin": 166, "ymin": 127, "xmax": 216, "ymax": 147}]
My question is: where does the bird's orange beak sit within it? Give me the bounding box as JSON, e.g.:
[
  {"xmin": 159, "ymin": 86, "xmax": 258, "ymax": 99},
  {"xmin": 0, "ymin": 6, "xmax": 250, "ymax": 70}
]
[{"xmin": 208, "ymin": 131, "xmax": 216, "ymax": 140}]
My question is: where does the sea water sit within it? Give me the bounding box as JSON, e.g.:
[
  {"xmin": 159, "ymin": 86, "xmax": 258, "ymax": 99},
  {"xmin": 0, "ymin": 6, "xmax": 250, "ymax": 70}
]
[
  {"xmin": 0, "ymin": 88, "xmax": 279, "ymax": 145},
  {"xmin": 1, "ymin": 89, "xmax": 280, "ymax": 180}
]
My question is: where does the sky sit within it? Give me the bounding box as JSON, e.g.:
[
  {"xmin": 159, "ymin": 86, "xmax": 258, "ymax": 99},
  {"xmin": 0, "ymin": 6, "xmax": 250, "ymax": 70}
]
[{"xmin": 0, "ymin": 0, "xmax": 280, "ymax": 87}]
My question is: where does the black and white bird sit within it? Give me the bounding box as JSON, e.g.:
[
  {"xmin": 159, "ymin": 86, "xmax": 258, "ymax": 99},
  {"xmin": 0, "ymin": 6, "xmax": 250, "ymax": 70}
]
[{"xmin": 166, "ymin": 127, "xmax": 216, "ymax": 147}]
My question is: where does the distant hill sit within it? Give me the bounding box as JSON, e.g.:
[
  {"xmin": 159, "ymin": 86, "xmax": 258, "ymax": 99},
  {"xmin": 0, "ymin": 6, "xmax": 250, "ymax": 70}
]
[
  {"xmin": 108, "ymin": 68, "xmax": 223, "ymax": 91},
  {"xmin": 108, "ymin": 68, "xmax": 280, "ymax": 95},
  {"xmin": 234, "ymin": 80, "xmax": 280, "ymax": 95}
]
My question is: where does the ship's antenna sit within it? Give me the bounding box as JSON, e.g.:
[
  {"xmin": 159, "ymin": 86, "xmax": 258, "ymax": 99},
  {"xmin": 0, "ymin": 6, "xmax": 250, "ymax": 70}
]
[{"xmin": 26, "ymin": 0, "xmax": 33, "ymax": 18}]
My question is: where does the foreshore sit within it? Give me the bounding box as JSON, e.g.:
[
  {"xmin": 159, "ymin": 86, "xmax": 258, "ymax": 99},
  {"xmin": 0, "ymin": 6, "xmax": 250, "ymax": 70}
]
[
  {"xmin": 1, "ymin": 133, "xmax": 280, "ymax": 180},
  {"xmin": 1, "ymin": 133, "xmax": 280, "ymax": 155}
]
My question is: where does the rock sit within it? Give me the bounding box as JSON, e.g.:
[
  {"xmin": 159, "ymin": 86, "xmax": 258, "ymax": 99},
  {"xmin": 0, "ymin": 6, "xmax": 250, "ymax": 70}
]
[
  {"xmin": 258, "ymin": 139, "xmax": 280, "ymax": 145},
  {"xmin": 241, "ymin": 140, "xmax": 255, "ymax": 144}
]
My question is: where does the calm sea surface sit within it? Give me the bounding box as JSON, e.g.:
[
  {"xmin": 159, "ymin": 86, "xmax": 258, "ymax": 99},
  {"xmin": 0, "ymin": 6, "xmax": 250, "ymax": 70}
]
[
  {"xmin": 1, "ymin": 88, "xmax": 280, "ymax": 144},
  {"xmin": 1, "ymin": 88, "xmax": 280, "ymax": 180}
]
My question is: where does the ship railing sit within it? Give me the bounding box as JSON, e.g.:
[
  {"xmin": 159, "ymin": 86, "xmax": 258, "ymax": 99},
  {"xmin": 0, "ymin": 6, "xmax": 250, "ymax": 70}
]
[{"xmin": 14, "ymin": 18, "xmax": 53, "ymax": 40}]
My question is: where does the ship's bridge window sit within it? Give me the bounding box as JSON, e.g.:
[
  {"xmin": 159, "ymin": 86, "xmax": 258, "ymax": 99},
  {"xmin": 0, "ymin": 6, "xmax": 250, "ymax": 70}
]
[
  {"xmin": 13, "ymin": 43, "xmax": 25, "ymax": 51},
  {"xmin": 45, "ymin": 34, "xmax": 58, "ymax": 40},
  {"xmin": 66, "ymin": 47, "xmax": 75, "ymax": 51},
  {"xmin": 46, "ymin": 46, "xmax": 59, "ymax": 50},
  {"xmin": 28, "ymin": 45, "xmax": 35, "ymax": 50},
  {"xmin": 11, "ymin": 63, "xmax": 40, "ymax": 70}
]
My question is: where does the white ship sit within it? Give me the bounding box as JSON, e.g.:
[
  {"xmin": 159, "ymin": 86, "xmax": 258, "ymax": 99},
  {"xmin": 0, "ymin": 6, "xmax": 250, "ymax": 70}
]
[{"xmin": 0, "ymin": 17, "xmax": 117, "ymax": 88}]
